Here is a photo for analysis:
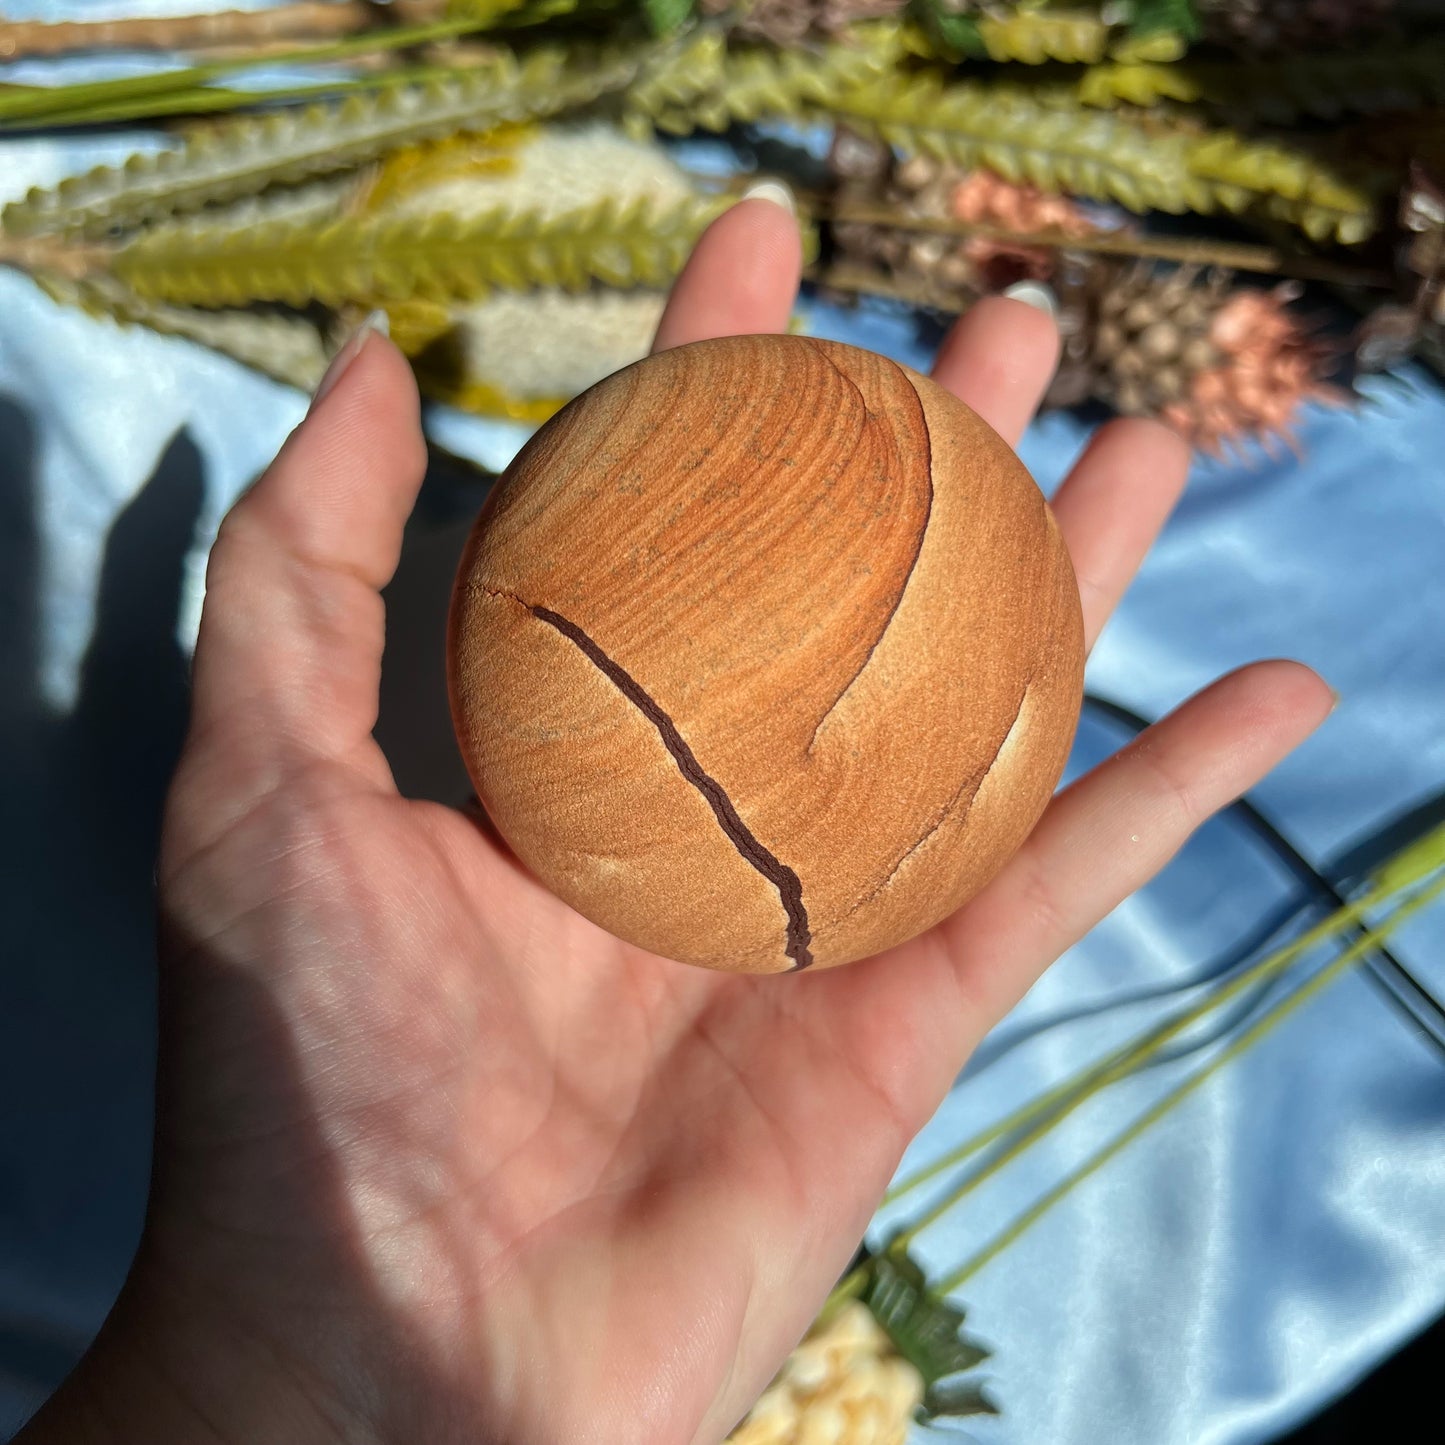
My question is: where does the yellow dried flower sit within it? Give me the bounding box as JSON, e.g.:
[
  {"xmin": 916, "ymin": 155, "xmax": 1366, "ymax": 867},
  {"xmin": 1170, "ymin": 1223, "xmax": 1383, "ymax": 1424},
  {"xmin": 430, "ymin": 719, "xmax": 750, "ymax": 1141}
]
[{"xmin": 725, "ymin": 1302, "xmax": 925, "ymax": 1445}]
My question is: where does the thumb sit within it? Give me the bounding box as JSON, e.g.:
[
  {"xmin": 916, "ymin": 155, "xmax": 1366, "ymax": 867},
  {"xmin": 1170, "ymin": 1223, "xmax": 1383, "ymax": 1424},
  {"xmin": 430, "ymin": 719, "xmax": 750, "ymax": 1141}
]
[{"xmin": 179, "ymin": 318, "xmax": 427, "ymax": 806}]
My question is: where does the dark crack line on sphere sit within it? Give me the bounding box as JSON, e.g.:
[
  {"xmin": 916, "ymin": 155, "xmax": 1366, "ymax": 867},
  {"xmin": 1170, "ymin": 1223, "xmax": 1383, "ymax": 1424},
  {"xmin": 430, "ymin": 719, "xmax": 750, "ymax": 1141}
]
[{"xmin": 529, "ymin": 605, "xmax": 814, "ymax": 971}]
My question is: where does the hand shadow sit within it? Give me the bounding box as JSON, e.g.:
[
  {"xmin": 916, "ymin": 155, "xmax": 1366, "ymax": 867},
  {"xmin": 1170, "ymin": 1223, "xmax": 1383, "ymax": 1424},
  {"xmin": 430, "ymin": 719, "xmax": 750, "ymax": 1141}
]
[
  {"xmin": 0, "ymin": 403, "xmax": 201, "ymax": 1433},
  {"xmin": 0, "ymin": 423, "xmax": 529, "ymax": 1437},
  {"xmin": 373, "ymin": 450, "xmax": 493, "ymax": 805}
]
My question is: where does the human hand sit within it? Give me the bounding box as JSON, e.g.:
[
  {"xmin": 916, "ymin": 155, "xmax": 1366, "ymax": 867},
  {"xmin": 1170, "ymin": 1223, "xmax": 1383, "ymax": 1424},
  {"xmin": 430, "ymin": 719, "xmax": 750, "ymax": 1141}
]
[{"xmin": 20, "ymin": 193, "xmax": 1333, "ymax": 1445}]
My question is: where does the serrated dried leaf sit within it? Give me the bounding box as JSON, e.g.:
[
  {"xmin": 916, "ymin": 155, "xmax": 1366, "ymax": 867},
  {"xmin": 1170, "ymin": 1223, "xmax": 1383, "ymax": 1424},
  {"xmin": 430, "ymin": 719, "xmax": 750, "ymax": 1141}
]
[
  {"xmin": 625, "ymin": 25, "xmax": 902, "ymax": 134},
  {"xmin": 3, "ymin": 44, "xmax": 648, "ymax": 241},
  {"xmin": 925, "ymin": 1376, "xmax": 1000, "ymax": 1419},
  {"xmin": 865, "ymin": 1250, "xmax": 991, "ymax": 1390},
  {"xmin": 831, "ymin": 71, "xmax": 1201, "ymax": 214},
  {"xmin": 977, "ymin": 9, "xmax": 1111, "ymax": 64},
  {"xmin": 109, "ymin": 193, "xmax": 734, "ymax": 307},
  {"xmin": 824, "ymin": 69, "xmax": 1384, "ymax": 242}
]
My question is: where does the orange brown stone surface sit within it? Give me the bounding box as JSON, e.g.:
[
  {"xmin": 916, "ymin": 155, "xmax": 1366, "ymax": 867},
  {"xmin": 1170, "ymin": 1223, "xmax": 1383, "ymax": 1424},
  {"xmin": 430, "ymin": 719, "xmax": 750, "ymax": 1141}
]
[{"xmin": 448, "ymin": 334, "xmax": 1083, "ymax": 972}]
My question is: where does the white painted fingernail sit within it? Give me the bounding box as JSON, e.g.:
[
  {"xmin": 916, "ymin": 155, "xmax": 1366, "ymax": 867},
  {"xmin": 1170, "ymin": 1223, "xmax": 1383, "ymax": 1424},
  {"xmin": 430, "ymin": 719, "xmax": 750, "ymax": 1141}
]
[
  {"xmin": 741, "ymin": 179, "xmax": 796, "ymax": 217},
  {"xmin": 311, "ymin": 309, "xmax": 389, "ymax": 410},
  {"xmin": 1002, "ymin": 280, "xmax": 1058, "ymax": 319}
]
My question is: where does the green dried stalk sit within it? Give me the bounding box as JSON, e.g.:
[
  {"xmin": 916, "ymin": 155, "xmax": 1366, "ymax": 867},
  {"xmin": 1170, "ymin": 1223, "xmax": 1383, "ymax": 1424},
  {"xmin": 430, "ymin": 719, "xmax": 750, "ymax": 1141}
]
[
  {"xmin": 903, "ymin": 5, "xmax": 1115, "ymax": 64},
  {"xmin": 828, "ymin": 71, "xmax": 1205, "ymax": 213},
  {"xmin": 974, "ymin": 9, "xmax": 1112, "ymax": 64},
  {"xmin": 622, "ymin": 27, "xmax": 729, "ymax": 126},
  {"xmin": 1080, "ymin": 44, "xmax": 1445, "ymax": 124},
  {"xmin": 1186, "ymin": 130, "xmax": 1382, "ymax": 244},
  {"xmin": 628, "ymin": 27, "xmax": 902, "ymax": 134},
  {"xmin": 109, "ymin": 193, "xmax": 734, "ymax": 307},
  {"xmin": 2, "ymin": 45, "xmax": 646, "ymax": 241},
  {"xmin": 937, "ymin": 865, "xmax": 1445, "ymax": 1294},
  {"xmin": 443, "ymin": 0, "xmax": 579, "ymax": 18},
  {"xmin": 0, "ymin": 64, "xmax": 492, "ymax": 132},
  {"xmin": 827, "ymin": 71, "xmax": 1383, "ymax": 242},
  {"xmin": 629, "ymin": 46, "xmax": 1382, "ymax": 243},
  {"xmin": 33, "ymin": 272, "xmax": 329, "ymax": 389}
]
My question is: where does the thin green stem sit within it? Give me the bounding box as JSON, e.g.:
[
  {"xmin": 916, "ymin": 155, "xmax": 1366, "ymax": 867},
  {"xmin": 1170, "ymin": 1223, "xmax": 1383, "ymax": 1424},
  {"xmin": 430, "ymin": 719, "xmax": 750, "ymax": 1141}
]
[
  {"xmin": 883, "ymin": 888, "xmax": 1381, "ymax": 1226},
  {"xmin": 4, "ymin": 63, "xmax": 479, "ymax": 130},
  {"xmin": 818, "ymin": 1263, "xmax": 871, "ymax": 1323},
  {"xmin": 933, "ymin": 871, "xmax": 1445, "ymax": 1296},
  {"xmin": 0, "ymin": 9, "xmax": 517, "ymax": 125}
]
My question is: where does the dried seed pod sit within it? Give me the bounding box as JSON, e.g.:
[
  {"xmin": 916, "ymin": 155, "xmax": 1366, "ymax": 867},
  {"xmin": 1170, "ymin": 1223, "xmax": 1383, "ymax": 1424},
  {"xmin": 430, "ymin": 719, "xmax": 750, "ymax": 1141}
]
[
  {"xmin": 893, "ymin": 153, "xmax": 939, "ymax": 192},
  {"xmin": 1139, "ymin": 320, "xmax": 1182, "ymax": 361},
  {"xmin": 449, "ymin": 335, "xmax": 1083, "ymax": 972}
]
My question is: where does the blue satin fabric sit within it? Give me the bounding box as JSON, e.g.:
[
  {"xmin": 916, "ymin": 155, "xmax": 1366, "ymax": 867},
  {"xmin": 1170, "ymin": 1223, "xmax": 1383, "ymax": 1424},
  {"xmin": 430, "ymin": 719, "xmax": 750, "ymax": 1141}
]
[{"xmin": 2, "ymin": 6, "xmax": 1444, "ymax": 1439}]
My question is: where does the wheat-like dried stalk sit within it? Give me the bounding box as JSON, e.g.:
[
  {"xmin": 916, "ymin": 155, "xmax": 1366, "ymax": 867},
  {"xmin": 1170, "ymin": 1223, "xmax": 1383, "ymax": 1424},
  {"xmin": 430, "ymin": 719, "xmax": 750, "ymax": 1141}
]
[
  {"xmin": 975, "ymin": 9, "xmax": 1111, "ymax": 64},
  {"xmin": 109, "ymin": 193, "xmax": 733, "ymax": 307},
  {"xmin": 1186, "ymin": 131, "xmax": 1381, "ymax": 244},
  {"xmin": 829, "ymin": 71, "xmax": 1205, "ymax": 212},
  {"xmin": 634, "ymin": 46, "xmax": 1383, "ymax": 243},
  {"xmin": 631, "ymin": 28, "xmax": 901, "ymax": 135},
  {"xmin": 826, "ymin": 71, "xmax": 1383, "ymax": 242},
  {"xmin": 621, "ymin": 27, "xmax": 730, "ymax": 129},
  {"xmin": 2, "ymin": 44, "xmax": 646, "ymax": 241}
]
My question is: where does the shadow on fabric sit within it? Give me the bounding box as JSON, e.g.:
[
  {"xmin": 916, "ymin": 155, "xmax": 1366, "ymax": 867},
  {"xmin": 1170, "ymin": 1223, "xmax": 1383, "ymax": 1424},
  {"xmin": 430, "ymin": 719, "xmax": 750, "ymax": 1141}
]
[
  {"xmin": 0, "ymin": 400, "xmax": 199, "ymax": 1431},
  {"xmin": 0, "ymin": 419, "xmax": 501, "ymax": 1435}
]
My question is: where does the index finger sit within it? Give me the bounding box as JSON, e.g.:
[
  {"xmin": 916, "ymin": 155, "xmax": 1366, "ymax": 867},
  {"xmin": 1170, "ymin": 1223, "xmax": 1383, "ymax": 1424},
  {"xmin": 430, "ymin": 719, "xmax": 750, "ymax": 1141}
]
[
  {"xmin": 930, "ymin": 293, "xmax": 1062, "ymax": 446},
  {"xmin": 652, "ymin": 187, "xmax": 802, "ymax": 353}
]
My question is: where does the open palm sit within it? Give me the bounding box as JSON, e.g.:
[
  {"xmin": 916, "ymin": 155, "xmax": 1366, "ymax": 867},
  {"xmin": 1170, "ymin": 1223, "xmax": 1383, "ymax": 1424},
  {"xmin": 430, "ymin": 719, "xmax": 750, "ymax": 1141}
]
[{"xmin": 23, "ymin": 198, "xmax": 1331, "ymax": 1445}]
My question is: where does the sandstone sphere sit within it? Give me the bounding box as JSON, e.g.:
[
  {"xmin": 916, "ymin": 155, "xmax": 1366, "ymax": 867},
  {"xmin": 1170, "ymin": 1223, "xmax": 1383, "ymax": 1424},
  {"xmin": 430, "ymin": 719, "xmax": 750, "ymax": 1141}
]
[{"xmin": 448, "ymin": 334, "xmax": 1083, "ymax": 973}]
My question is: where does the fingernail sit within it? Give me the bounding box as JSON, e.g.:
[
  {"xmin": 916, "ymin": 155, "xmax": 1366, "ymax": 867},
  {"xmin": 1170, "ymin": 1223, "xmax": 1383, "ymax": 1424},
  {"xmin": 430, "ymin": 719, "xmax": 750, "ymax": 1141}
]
[
  {"xmin": 311, "ymin": 309, "xmax": 389, "ymax": 411},
  {"xmin": 741, "ymin": 179, "xmax": 796, "ymax": 217},
  {"xmin": 1329, "ymin": 687, "xmax": 1342, "ymax": 712},
  {"xmin": 1002, "ymin": 280, "xmax": 1058, "ymax": 319}
]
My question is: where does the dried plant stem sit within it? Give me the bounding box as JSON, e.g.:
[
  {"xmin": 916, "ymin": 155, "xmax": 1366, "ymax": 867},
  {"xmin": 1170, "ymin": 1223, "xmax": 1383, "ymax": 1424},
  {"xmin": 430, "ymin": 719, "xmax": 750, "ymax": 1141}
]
[
  {"xmin": 808, "ymin": 260, "xmax": 970, "ymax": 312},
  {"xmin": 819, "ymin": 206, "xmax": 1395, "ymax": 288},
  {"xmin": 882, "ymin": 818, "xmax": 1445, "ymax": 1252},
  {"xmin": 934, "ymin": 870, "xmax": 1445, "ymax": 1295},
  {"xmin": 881, "ymin": 890, "xmax": 1383, "ymax": 1253},
  {"xmin": 0, "ymin": 9, "xmax": 519, "ymax": 126},
  {"xmin": 0, "ymin": 4, "xmax": 375, "ymax": 60},
  {"xmin": 4, "ymin": 62, "xmax": 495, "ymax": 132},
  {"xmin": 4, "ymin": 44, "xmax": 642, "ymax": 239}
]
